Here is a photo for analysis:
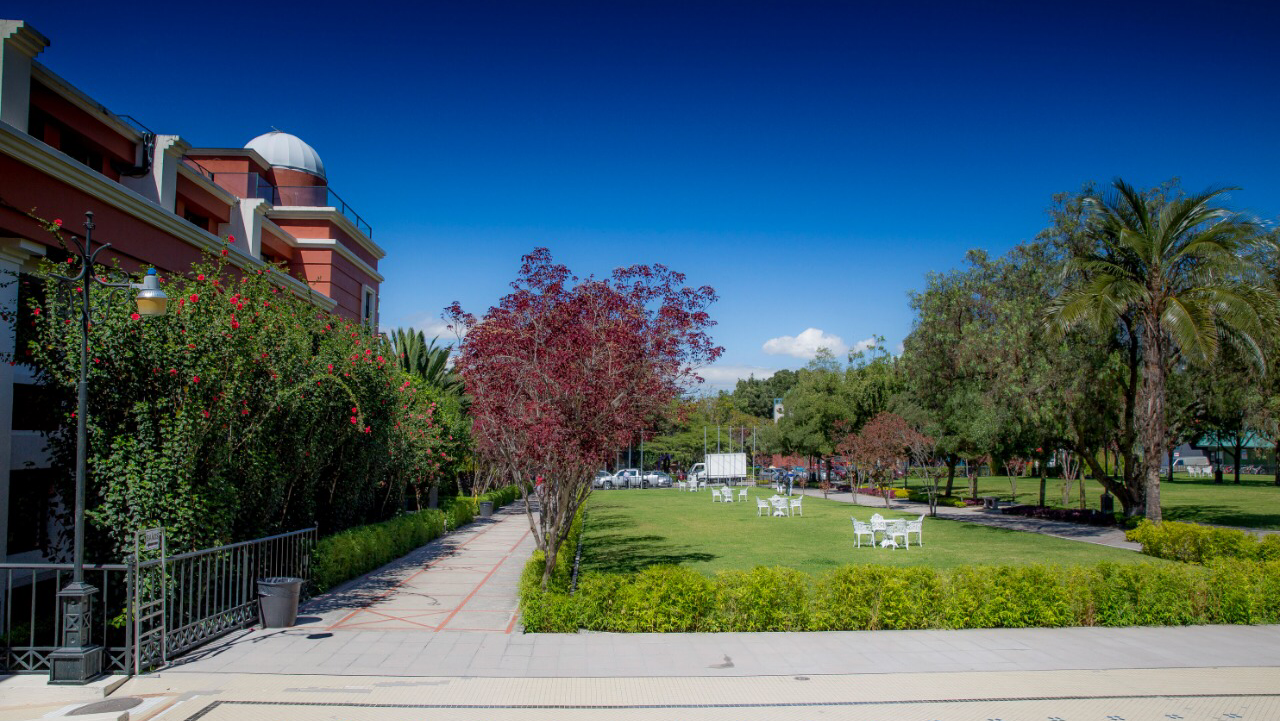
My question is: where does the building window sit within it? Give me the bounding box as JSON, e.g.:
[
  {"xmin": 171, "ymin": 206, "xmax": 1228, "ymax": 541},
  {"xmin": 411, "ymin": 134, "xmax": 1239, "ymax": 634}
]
[{"xmin": 361, "ymin": 287, "xmax": 376, "ymax": 328}]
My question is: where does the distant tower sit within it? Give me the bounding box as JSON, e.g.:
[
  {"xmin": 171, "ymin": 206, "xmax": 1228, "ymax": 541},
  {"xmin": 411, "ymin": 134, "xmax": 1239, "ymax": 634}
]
[{"xmin": 772, "ymin": 398, "xmax": 785, "ymax": 423}]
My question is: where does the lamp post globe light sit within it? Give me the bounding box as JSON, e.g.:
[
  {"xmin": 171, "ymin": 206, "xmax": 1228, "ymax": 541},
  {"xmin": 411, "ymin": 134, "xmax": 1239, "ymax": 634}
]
[{"xmin": 48, "ymin": 211, "xmax": 167, "ymax": 685}]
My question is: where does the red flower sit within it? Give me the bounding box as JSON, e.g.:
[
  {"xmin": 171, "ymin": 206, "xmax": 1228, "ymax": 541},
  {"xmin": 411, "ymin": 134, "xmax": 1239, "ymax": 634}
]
[
  {"xmin": 192, "ymin": 375, "xmax": 200, "ymax": 383},
  {"xmin": 231, "ymin": 321, "xmax": 240, "ymax": 329},
  {"xmin": 350, "ymin": 416, "xmax": 358, "ymax": 424},
  {"xmin": 130, "ymin": 312, "xmax": 141, "ymax": 320},
  {"xmin": 227, "ymin": 234, "xmax": 235, "ymax": 243},
  {"xmin": 363, "ymin": 426, "xmax": 371, "ymax": 434},
  {"xmin": 197, "ymin": 274, "xmax": 205, "ymax": 281},
  {"xmin": 31, "ymin": 308, "xmax": 40, "ymax": 316},
  {"xmin": 189, "ymin": 294, "xmax": 199, "ymax": 303},
  {"xmin": 53, "ymin": 218, "xmax": 63, "ymax": 227},
  {"xmin": 202, "ymin": 410, "xmax": 210, "ymax": 419},
  {"xmin": 221, "ymin": 249, "xmax": 229, "ymax": 256},
  {"xmin": 169, "ymin": 368, "xmax": 177, "ymax": 375}
]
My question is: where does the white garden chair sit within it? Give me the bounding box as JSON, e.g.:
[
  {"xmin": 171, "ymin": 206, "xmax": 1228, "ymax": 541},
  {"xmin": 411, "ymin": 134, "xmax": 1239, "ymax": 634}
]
[
  {"xmin": 905, "ymin": 515, "xmax": 924, "ymax": 546},
  {"xmin": 851, "ymin": 519, "xmax": 875, "ymax": 548},
  {"xmin": 789, "ymin": 497, "xmax": 803, "ymax": 516},
  {"xmin": 884, "ymin": 520, "xmax": 909, "ymax": 549},
  {"xmin": 770, "ymin": 497, "xmax": 788, "ymax": 517},
  {"xmin": 757, "ymin": 498, "xmax": 770, "ymax": 516},
  {"xmin": 712, "ymin": 488, "xmax": 722, "ymax": 502},
  {"xmin": 738, "ymin": 488, "xmax": 748, "ymax": 502},
  {"xmin": 870, "ymin": 513, "xmax": 887, "ymax": 543},
  {"xmin": 722, "ymin": 487, "xmax": 736, "ymax": 502}
]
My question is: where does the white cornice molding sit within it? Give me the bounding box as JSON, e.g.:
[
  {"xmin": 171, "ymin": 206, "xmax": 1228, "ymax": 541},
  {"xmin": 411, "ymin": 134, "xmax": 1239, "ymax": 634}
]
[
  {"xmin": 0, "ymin": 237, "xmax": 46, "ymax": 266},
  {"xmin": 30, "ymin": 61, "xmax": 141, "ymax": 144},
  {"xmin": 267, "ymin": 207, "xmax": 385, "ymax": 260},
  {"xmin": 0, "ymin": 21, "xmax": 49, "ymax": 58},
  {"xmin": 158, "ymin": 135, "xmax": 191, "ymax": 158},
  {"xmin": 0, "ymin": 122, "xmax": 337, "ymax": 311},
  {"xmin": 176, "ymin": 162, "xmax": 238, "ymax": 207},
  {"xmin": 294, "ymin": 238, "xmax": 385, "ymax": 283}
]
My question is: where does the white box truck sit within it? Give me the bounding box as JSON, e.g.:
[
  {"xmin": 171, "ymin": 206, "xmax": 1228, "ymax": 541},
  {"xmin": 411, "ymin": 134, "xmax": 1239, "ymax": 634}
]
[{"xmin": 688, "ymin": 453, "xmax": 747, "ymax": 485}]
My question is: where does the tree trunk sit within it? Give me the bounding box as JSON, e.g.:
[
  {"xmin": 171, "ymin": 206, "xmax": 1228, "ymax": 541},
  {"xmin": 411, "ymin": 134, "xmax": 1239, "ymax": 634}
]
[
  {"xmin": 1080, "ymin": 448, "xmax": 1141, "ymax": 516},
  {"xmin": 1234, "ymin": 439, "xmax": 1243, "ymax": 484},
  {"xmin": 1275, "ymin": 439, "xmax": 1280, "ymax": 487},
  {"xmin": 1167, "ymin": 448, "xmax": 1174, "ymax": 484},
  {"xmin": 1038, "ymin": 462, "xmax": 1046, "ymax": 508},
  {"xmin": 945, "ymin": 454, "xmax": 957, "ymax": 497},
  {"xmin": 1138, "ymin": 323, "xmax": 1166, "ymax": 522}
]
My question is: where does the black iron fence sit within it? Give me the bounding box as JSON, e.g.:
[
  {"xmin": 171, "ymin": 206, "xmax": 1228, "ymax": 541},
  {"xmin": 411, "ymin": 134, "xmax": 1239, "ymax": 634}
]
[{"xmin": 0, "ymin": 527, "xmax": 315, "ymax": 675}]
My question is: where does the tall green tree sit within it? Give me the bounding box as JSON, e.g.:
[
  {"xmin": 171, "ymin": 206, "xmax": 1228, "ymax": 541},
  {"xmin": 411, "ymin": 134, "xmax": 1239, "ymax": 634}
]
[{"xmin": 1047, "ymin": 179, "xmax": 1276, "ymax": 521}]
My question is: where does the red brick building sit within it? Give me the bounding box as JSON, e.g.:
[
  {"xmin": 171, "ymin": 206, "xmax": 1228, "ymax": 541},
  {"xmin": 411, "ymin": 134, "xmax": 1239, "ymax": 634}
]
[{"xmin": 0, "ymin": 19, "xmax": 385, "ymax": 561}]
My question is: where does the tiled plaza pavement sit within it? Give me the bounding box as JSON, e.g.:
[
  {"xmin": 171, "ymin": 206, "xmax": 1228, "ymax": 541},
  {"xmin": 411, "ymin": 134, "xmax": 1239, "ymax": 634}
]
[
  {"xmin": 325, "ymin": 506, "xmax": 532, "ymax": 633},
  {"xmin": 99, "ymin": 667, "xmax": 1280, "ymax": 721}
]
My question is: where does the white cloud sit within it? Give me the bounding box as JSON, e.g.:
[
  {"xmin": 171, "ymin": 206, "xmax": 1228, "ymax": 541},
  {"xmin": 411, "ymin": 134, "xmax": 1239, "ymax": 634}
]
[
  {"xmin": 397, "ymin": 313, "xmax": 464, "ymax": 342},
  {"xmin": 696, "ymin": 365, "xmax": 778, "ymax": 389},
  {"xmin": 850, "ymin": 336, "xmax": 878, "ymax": 354},
  {"xmin": 762, "ymin": 328, "xmax": 849, "ymax": 359}
]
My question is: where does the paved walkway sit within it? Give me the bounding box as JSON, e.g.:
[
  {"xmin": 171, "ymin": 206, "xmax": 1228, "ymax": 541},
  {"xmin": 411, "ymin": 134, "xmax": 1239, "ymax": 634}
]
[
  {"xmin": 99, "ymin": 667, "xmax": 1280, "ymax": 721},
  {"xmin": 798, "ymin": 487, "xmax": 1141, "ymax": 550},
  {"xmin": 322, "ymin": 505, "xmax": 533, "ymax": 633}
]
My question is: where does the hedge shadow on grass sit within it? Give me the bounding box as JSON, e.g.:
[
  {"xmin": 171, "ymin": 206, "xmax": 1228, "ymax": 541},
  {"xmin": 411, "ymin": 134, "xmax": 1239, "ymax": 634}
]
[
  {"xmin": 1162, "ymin": 505, "xmax": 1280, "ymax": 531},
  {"xmin": 579, "ymin": 510, "xmax": 718, "ymax": 574}
]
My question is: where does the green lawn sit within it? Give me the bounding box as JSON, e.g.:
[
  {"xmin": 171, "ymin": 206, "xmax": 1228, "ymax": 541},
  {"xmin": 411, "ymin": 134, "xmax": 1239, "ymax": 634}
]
[
  {"xmin": 580, "ymin": 488, "xmax": 1156, "ymax": 577},
  {"xmin": 903, "ymin": 473, "xmax": 1280, "ymax": 529}
]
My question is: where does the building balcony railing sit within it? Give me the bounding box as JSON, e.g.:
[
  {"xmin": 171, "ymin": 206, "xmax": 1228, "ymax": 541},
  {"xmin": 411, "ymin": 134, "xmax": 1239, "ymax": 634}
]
[
  {"xmin": 178, "ymin": 158, "xmax": 372, "ymax": 239},
  {"xmin": 272, "ymin": 186, "xmax": 373, "ymax": 239}
]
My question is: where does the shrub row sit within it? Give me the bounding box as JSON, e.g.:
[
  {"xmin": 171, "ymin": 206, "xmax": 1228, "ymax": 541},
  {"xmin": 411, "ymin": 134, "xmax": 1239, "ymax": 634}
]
[
  {"xmin": 853, "ymin": 487, "xmax": 911, "ymax": 499},
  {"xmin": 442, "ymin": 485, "xmax": 525, "ymax": 529},
  {"xmin": 1126, "ymin": 520, "xmax": 1280, "ymax": 564},
  {"xmin": 312, "ymin": 509, "xmax": 447, "ymax": 592},
  {"xmin": 1003, "ymin": 505, "xmax": 1116, "ymax": 526},
  {"xmin": 312, "ymin": 486, "xmax": 523, "ymax": 592},
  {"xmin": 905, "ymin": 491, "xmax": 967, "ymax": 508},
  {"xmin": 520, "ymin": 559, "xmax": 1280, "ymax": 632},
  {"xmin": 517, "ymin": 511, "xmax": 584, "ymax": 632}
]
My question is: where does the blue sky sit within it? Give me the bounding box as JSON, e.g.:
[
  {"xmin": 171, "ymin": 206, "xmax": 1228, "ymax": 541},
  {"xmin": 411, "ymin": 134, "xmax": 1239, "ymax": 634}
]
[{"xmin": 18, "ymin": 1, "xmax": 1280, "ymax": 387}]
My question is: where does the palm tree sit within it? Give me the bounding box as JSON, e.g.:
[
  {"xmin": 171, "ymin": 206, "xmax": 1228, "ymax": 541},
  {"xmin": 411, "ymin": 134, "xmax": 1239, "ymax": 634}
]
[
  {"xmin": 1047, "ymin": 179, "xmax": 1276, "ymax": 521},
  {"xmin": 387, "ymin": 328, "xmax": 464, "ymax": 396}
]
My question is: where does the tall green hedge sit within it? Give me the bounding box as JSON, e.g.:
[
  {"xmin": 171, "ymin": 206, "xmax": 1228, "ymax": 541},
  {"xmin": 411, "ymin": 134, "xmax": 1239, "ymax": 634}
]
[
  {"xmin": 1126, "ymin": 520, "xmax": 1280, "ymax": 564},
  {"xmin": 312, "ymin": 509, "xmax": 446, "ymax": 592},
  {"xmin": 520, "ymin": 558, "xmax": 1280, "ymax": 632}
]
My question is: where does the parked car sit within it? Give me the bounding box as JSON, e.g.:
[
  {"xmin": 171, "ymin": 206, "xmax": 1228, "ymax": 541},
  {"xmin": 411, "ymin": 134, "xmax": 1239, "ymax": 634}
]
[
  {"xmin": 592, "ymin": 470, "xmax": 613, "ymax": 488},
  {"xmin": 643, "ymin": 470, "xmax": 673, "ymax": 488},
  {"xmin": 612, "ymin": 468, "xmax": 644, "ymax": 488}
]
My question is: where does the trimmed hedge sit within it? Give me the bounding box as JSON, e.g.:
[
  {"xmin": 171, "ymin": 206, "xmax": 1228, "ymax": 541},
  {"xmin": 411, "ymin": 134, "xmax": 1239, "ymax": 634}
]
[
  {"xmin": 314, "ymin": 486, "xmax": 523, "ymax": 592},
  {"xmin": 906, "ymin": 491, "xmax": 967, "ymax": 508},
  {"xmin": 1126, "ymin": 520, "xmax": 1280, "ymax": 564},
  {"xmin": 520, "ymin": 558, "xmax": 1280, "ymax": 632},
  {"xmin": 312, "ymin": 509, "xmax": 446, "ymax": 592},
  {"xmin": 517, "ymin": 511, "xmax": 584, "ymax": 632}
]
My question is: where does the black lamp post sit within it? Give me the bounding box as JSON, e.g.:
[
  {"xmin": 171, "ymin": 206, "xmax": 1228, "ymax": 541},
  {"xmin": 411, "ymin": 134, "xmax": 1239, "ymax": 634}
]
[{"xmin": 48, "ymin": 211, "xmax": 167, "ymax": 685}]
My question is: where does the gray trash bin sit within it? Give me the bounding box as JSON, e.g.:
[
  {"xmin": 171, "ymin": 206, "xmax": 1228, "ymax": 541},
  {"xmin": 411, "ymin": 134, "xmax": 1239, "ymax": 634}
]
[
  {"xmin": 1099, "ymin": 493, "xmax": 1114, "ymax": 514},
  {"xmin": 258, "ymin": 577, "xmax": 303, "ymax": 628},
  {"xmin": 479, "ymin": 500, "xmax": 494, "ymax": 517}
]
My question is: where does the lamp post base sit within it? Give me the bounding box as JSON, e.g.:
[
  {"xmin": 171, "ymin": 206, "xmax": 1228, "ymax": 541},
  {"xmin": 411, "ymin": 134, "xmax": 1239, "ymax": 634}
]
[
  {"xmin": 50, "ymin": 581, "xmax": 103, "ymax": 685},
  {"xmin": 49, "ymin": 644, "xmax": 104, "ymax": 685}
]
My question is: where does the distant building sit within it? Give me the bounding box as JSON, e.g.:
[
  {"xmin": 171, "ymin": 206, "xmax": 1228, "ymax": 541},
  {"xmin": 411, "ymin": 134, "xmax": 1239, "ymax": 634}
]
[
  {"xmin": 772, "ymin": 397, "xmax": 785, "ymax": 422},
  {"xmin": 0, "ymin": 19, "xmax": 385, "ymax": 561}
]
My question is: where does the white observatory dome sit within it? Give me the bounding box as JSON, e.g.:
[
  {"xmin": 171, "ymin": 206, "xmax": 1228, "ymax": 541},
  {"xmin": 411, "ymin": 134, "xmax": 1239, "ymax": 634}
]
[{"xmin": 244, "ymin": 131, "xmax": 326, "ymax": 179}]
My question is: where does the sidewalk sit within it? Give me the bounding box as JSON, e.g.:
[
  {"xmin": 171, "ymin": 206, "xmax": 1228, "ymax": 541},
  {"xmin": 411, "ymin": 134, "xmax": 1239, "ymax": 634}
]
[
  {"xmin": 797, "ymin": 487, "xmax": 1141, "ymax": 550},
  {"xmin": 104, "ymin": 667, "xmax": 1280, "ymax": 720}
]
